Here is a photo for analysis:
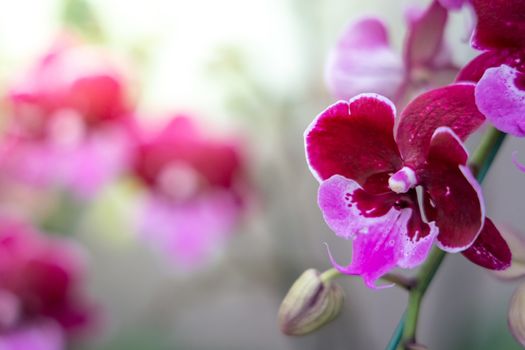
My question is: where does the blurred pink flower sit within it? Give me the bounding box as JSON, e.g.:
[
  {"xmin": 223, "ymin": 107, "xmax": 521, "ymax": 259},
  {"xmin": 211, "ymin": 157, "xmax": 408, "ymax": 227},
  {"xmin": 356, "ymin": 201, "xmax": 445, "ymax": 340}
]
[
  {"xmin": 325, "ymin": 1, "xmax": 456, "ymax": 105},
  {"xmin": 133, "ymin": 116, "xmax": 249, "ymax": 268},
  {"xmin": 0, "ymin": 218, "xmax": 96, "ymax": 349},
  {"xmin": 324, "ymin": 18, "xmax": 405, "ymax": 102},
  {"xmin": 3, "ymin": 35, "xmax": 136, "ymax": 198}
]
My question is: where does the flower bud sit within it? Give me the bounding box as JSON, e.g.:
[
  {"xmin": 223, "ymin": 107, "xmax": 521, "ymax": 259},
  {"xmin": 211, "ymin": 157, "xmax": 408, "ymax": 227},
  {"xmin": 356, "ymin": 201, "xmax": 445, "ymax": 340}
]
[
  {"xmin": 492, "ymin": 226, "xmax": 525, "ymax": 280},
  {"xmin": 508, "ymin": 282, "xmax": 525, "ymax": 346},
  {"xmin": 278, "ymin": 269, "xmax": 344, "ymax": 336}
]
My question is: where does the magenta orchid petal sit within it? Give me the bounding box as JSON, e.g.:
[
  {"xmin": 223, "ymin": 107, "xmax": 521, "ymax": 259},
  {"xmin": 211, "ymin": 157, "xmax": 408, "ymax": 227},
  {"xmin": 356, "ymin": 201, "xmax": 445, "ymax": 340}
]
[
  {"xmin": 318, "ymin": 175, "xmax": 437, "ymax": 288},
  {"xmin": 462, "ymin": 218, "xmax": 511, "ymax": 270},
  {"xmin": 457, "ymin": 50, "xmax": 525, "ymax": 83},
  {"xmin": 471, "ymin": 0, "xmax": 525, "ymax": 50},
  {"xmin": 404, "ymin": 1, "xmax": 448, "ymax": 69},
  {"xmin": 395, "ymin": 84, "xmax": 485, "ymax": 169},
  {"xmin": 305, "ymin": 95, "xmax": 402, "ymax": 185},
  {"xmin": 475, "ymin": 65, "xmax": 525, "ymax": 136},
  {"xmin": 325, "ymin": 18, "xmax": 405, "ymax": 100},
  {"xmin": 424, "ymin": 128, "xmax": 485, "ymax": 252}
]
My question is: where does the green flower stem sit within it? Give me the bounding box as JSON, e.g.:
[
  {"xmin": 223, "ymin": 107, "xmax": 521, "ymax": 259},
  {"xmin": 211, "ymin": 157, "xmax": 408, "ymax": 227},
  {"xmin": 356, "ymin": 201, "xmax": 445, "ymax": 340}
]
[
  {"xmin": 320, "ymin": 268, "xmax": 412, "ymax": 291},
  {"xmin": 470, "ymin": 127, "xmax": 507, "ymax": 183},
  {"xmin": 386, "ymin": 312, "xmax": 406, "ymax": 350},
  {"xmin": 397, "ymin": 247, "xmax": 446, "ymax": 348},
  {"xmin": 390, "ymin": 126, "xmax": 507, "ymax": 350},
  {"xmin": 320, "ymin": 268, "xmax": 342, "ymax": 283}
]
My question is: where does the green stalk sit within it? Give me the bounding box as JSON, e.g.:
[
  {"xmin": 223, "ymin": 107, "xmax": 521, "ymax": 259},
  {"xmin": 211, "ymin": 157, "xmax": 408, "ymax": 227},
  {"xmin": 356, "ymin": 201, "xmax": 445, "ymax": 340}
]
[
  {"xmin": 470, "ymin": 127, "xmax": 507, "ymax": 183},
  {"xmin": 386, "ymin": 312, "xmax": 406, "ymax": 350},
  {"xmin": 320, "ymin": 268, "xmax": 412, "ymax": 290},
  {"xmin": 397, "ymin": 248, "xmax": 446, "ymax": 347},
  {"xmin": 388, "ymin": 127, "xmax": 507, "ymax": 350}
]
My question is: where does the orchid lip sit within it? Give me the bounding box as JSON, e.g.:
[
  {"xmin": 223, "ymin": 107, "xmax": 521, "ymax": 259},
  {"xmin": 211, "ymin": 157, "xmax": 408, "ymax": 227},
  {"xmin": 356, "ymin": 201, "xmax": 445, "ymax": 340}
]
[{"xmin": 388, "ymin": 166, "xmax": 417, "ymax": 193}]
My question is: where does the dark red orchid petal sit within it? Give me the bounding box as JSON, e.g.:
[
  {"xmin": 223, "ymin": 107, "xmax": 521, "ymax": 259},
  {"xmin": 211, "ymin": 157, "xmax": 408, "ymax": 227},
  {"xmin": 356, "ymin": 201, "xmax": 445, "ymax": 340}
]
[
  {"xmin": 471, "ymin": 0, "xmax": 525, "ymax": 50},
  {"xmin": 403, "ymin": 1, "xmax": 448, "ymax": 69},
  {"xmin": 462, "ymin": 218, "xmax": 511, "ymax": 270},
  {"xmin": 457, "ymin": 50, "xmax": 525, "ymax": 82},
  {"xmin": 395, "ymin": 84, "xmax": 485, "ymax": 169},
  {"xmin": 362, "ymin": 172, "xmax": 392, "ymax": 194},
  {"xmin": 423, "ymin": 128, "xmax": 485, "ymax": 252},
  {"xmin": 403, "ymin": 190, "xmax": 437, "ymax": 243},
  {"xmin": 305, "ymin": 94, "xmax": 402, "ymax": 185}
]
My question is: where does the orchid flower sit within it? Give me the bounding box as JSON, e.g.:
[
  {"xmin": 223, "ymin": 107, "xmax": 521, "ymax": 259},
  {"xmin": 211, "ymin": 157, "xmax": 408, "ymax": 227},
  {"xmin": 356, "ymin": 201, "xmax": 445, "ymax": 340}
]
[
  {"xmin": 457, "ymin": 0, "xmax": 525, "ymax": 137},
  {"xmin": 133, "ymin": 116, "xmax": 248, "ymax": 268},
  {"xmin": 4, "ymin": 36, "xmax": 135, "ymax": 198},
  {"xmin": 305, "ymin": 85, "xmax": 511, "ymax": 288},
  {"xmin": 0, "ymin": 218, "xmax": 96, "ymax": 350},
  {"xmin": 325, "ymin": 1, "xmax": 456, "ymax": 105}
]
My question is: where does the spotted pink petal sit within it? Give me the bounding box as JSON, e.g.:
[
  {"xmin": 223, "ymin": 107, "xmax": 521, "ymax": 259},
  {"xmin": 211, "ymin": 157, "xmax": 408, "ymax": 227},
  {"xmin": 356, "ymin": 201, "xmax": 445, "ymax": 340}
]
[
  {"xmin": 475, "ymin": 65, "xmax": 525, "ymax": 136},
  {"xmin": 319, "ymin": 175, "xmax": 437, "ymax": 288},
  {"xmin": 423, "ymin": 128, "xmax": 485, "ymax": 252},
  {"xmin": 325, "ymin": 17, "xmax": 405, "ymax": 100},
  {"xmin": 395, "ymin": 84, "xmax": 485, "ymax": 169},
  {"xmin": 404, "ymin": 1, "xmax": 448, "ymax": 69},
  {"xmin": 462, "ymin": 218, "xmax": 511, "ymax": 270},
  {"xmin": 305, "ymin": 94, "xmax": 402, "ymax": 185},
  {"xmin": 457, "ymin": 50, "xmax": 525, "ymax": 83},
  {"xmin": 471, "ymin": 0, "xmax": 525, "ymax": 50},
  {"xmin": 438, "ymin": 0, "xmax": 468, "ymax": 10}
]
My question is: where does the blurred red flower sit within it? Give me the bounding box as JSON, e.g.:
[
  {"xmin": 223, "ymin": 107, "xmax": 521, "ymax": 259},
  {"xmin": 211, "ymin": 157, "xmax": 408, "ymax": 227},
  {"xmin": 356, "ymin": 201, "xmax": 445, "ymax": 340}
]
[
  {"xmin": 0, "ymin": 218, "xmax": 96, "ymax": 349},
  {"xmin": 133, "ymin": 115, "xmax": 250, "ymax": 268}
]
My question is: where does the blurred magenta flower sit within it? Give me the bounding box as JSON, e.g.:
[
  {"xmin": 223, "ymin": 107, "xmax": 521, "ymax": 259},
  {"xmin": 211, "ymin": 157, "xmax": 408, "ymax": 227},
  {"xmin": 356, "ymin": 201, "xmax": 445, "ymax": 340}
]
[
  {"xmin": 305, "ymin": 85, "xmax": 510, "ymax": 288},
  {"xmin": 324, "ymin": 18, "xmax": 405, "ymax": 102},
  {"xmin": 457, "ymin": 0, "xmax": 525, "ymax": 137},
  {"xmin": 325, "ymin": 1, "xmax": 456, "ymax": 105},
  {"xmin": 133, "ymin": 116, "xmax": 249, "ymax": 268},
  {"xmin": 3, "ymin": 35, "xmax": 136, "ymax": 198},
  {"xmin": 0, "ymin": 218, "xmax": 96, "ymax": 349}
]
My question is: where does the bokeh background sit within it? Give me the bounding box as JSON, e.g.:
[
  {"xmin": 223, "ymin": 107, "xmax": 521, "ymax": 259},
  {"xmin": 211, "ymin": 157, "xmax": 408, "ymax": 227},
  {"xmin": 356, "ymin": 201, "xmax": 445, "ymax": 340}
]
[{"xmin": 0, "ymin": 0, "xmax": 524, "ymax": 349}]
